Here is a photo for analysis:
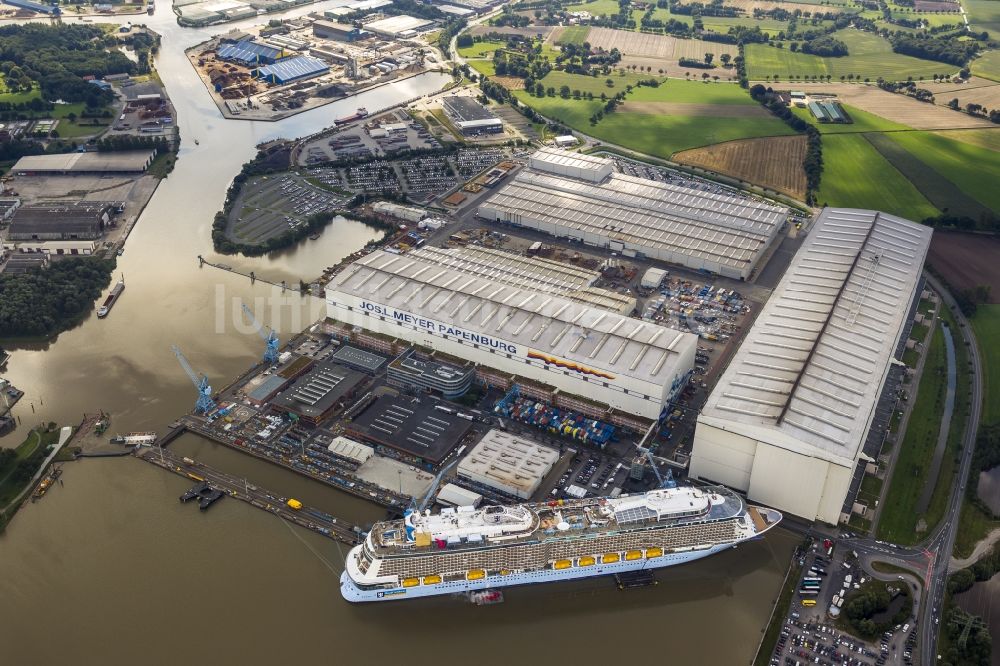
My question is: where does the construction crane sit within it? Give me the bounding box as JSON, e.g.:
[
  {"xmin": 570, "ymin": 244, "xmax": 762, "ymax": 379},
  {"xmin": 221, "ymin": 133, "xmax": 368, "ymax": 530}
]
[
  {"xmin": 639, "ymin": 447, "xmax": 676, "ymax": 489},
  {"xmin": 172, "ymin": 345, "xmax": 216, "ymax": 414},
  {"xmin": 241, "ymin": 303, "xmax": 280, "ymax": 365},
  {"xmin": 415, "ymin": 458, "xmax": 460, "ymax": 514}
]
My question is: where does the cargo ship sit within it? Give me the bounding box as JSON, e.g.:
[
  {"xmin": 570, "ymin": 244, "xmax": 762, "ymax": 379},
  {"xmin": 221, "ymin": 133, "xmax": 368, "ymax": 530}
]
[
  {"xmin": 97, "ymin": 276, "xmax": 125, "ymax": 318},
  {"xmin": 335, "ymin": 107, "xmax": 368, "ymax": 125},
  {"xmin": 340, "ymin": 485, "xmax": 782, "ymax": 602}
]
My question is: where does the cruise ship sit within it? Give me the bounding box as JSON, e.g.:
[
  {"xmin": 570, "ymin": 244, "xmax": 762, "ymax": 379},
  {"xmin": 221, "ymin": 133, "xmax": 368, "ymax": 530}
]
[{"xmin": 340, "ymin": 485, "xmax": 782, "ymax": 602}]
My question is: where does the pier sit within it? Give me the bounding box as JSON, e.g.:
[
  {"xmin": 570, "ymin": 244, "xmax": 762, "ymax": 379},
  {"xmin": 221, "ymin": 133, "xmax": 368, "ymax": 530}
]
[{"xmin": 136, "ymin": 445, "xmax": 360, "ymax": 545}]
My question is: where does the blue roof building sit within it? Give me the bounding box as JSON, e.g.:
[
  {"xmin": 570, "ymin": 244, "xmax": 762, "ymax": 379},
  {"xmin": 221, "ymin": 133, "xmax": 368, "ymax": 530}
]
[
  {"xmin": 3, "ymin": 0, "xmax": 60, "ymax": 14},
  {"xmin": 217, "ymin": 41, "xmax": 286, "ymax": 66},
  {"xmin": 254, "ymin": 56, "xmax": 330, "ymax": 85}
]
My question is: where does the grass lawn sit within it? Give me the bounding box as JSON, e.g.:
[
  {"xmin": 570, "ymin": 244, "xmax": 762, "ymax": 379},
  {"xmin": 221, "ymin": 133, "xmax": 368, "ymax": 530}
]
[
  {"xmin": 0, "ymin": 426, "xmax": 61, "ymax": 510},
  {"xmin": 458, "ymin": 40, "xmax": 503, "ymax": 58},
  {"xmin": 745, "ymin": 30, "xmax": 954, "ymax": 81},
  {"xmin": 556, "ymin": 25, "xmax": 591, "ymax": 46},
  {"xmin": 965, "ymin": 0, "xmax": 1000, "ymax": 34},
  {"xmin": 954, "ymin": 500, "xmax": 1000, "ymax": 558},
  {"xmin": 886, "ymin": 131, "xmax": 1000, "ymax": 213},
  {"xmin": 566, "ymin": 0, "xmax": 621, "ymax": 16},
  {"xmin": 516, "ymin": 90, "xmax": 794, "ymax": 156},
  {"xmin": 971, "ymin": 304, "xmax": 1000, "ymax": 426},
  {"xmin": 971, "ymin": 49, "xmax": 1000, "ymax": 82},
  {"xmin": 790, "ymin": 103, "xmax": 911, "ymax": 133},
  {"xmin": 877, "ymin": 325, "xmax": 948, "ymax": 544},
  {"xmin": 866, "ymin": 132, "xmax": 992, "ymax": 219},
  {"xmin": 0, "ymin": 80, "xmax": 41, "ymax": 105},
  {"xmin": 816, "ymin": 134, "xmax": 938, "ymax": 220},
  {"xmin": 626, "ymin": 78, "xmax": 755, "ymax": 104},
  {"xmin": 468, "ymin": 59, "xmax": 496, "ymax": 77},
  {"xmin": 910, "ymin": 322, "xmax": 930, "ymax": 344},
  {"xmin": 753, "ymin": 558, "xmax": 804, "ymax": 666},
  {"xmin": 539, "ymin": 70, "xmax": 666, "ymax": 95}
]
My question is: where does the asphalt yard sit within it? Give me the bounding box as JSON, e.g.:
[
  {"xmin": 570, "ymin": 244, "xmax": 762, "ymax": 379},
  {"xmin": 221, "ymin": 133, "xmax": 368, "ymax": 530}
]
[{"xmin": 227, "ymin": 172, "xmax": 349, "ymax": 245}]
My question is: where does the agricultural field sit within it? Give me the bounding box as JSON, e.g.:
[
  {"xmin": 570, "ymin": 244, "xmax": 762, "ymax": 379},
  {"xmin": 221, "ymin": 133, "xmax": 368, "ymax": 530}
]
[
  {"xmin": 864, "ymin": 133, "xmax": 992, "ymax": 219},
  {"xmin": 971, "ymin": 50, "xmax": 1000, "ymax": 82},
  {"xmin": 722, "ymin": 0, "xmax": 847, "ymax": 11},
  {"xmin": 928, "ymin": 233, "xmax": 1000, "ymax": 305},
  {"xmin": 566, "ymin": 0, "xmax": 622, "ymax": 16},
  {"xmin": 674, "ymin": 135, "xmax": 808, "ymax": 199},
  {"xmin": 457, "ymin": 40, "xmax": 503, "ymax": 58},
  {"xmin": 886, "ymin": 131, "xmax": 1000, "ymax": 213},
  {"xmin": 553, "ymin": 25, "xmax": 591, "ymax": 46},
  {"xmin": 775, "ymin": 83, "xmax": 994, "ymax": 129},
  {"xmin": 537, "ymin": 70, "xmax": 665, "ymax": 95},
  {"xmin": 934, "ymin": 128, "xmax": 1000, "ymax": 151},
  {"xmin": 925, "ymin": 78, "xmax": 1000, "ymax": 112},
  {"xmin": 971, "ymin": 305, "xmax": 1000, "ymax": 426},
  {"xmin": 701, "ymin": 16, "xmax": 792, "ymax": 33},
  {"xmin": 965, "ymin": 0, "xmax": 1000, "ymax": 33},
  {"xmin": 584, "ymin": 27, "xmax": 738, "ymax": 61},
  {"xmin": 627, "ymin": 79, "xmax": 755, "ymax": 104},
  {"xmin": 815, "ymin": 134, "xmax": 938, "ymax": 220},
  {"xmin": 467, "ymin": 59, "xmax": 496, "ymax": 77},
  {"xmin": 745, "ymin": 30, "xmax": 953, "ymax": 82}
]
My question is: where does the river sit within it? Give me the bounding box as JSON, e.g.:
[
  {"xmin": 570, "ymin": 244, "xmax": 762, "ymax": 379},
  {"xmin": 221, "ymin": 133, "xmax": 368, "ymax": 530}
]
[{"xmin": 0, "ymin": 7, "xmax": 795, "ymax": 664}]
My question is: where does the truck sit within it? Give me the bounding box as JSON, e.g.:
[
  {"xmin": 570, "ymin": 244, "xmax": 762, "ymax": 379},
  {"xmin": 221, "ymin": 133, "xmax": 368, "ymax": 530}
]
[{"xmin": 287, "ymin": 498, "xmax": 303, "ymax": 510}]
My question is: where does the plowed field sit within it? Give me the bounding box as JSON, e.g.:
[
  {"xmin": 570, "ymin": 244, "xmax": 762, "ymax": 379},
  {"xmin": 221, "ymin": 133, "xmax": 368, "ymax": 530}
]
[{"xmin": 674, "ymin": 135, "xmax": 808, "ymax": 199}]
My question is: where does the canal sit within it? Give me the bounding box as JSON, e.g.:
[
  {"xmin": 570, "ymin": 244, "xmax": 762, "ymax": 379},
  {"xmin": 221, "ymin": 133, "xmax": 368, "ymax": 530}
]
[{"xmin": 0, "ymin": 6, "xmax": 796, "ymax": 664}]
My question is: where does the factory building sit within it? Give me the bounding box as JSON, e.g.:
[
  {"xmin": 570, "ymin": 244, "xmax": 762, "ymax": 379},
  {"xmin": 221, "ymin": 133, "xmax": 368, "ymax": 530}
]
[
  {"xmin": 12, "ymin": 151, "xmax": 156, "ymax": 176},
  {"xmin": 2, "ymin": 0, "xmax": 60, "ymax": 14},
  {"xmin": 441, "ymin": 96, "xmax": 503, "ymax": 135},
  {"xmin": 325, "ymin": 249, "xmax": 698, "ymax": 420},
  {"xmin": 689, "ymin": 208, "xmax": 932, "ymax": 525},
  {"xmin": 436, "ymin": 483, "xmax": 482, "ymax": 508},
  {"xmin": 269, "ymin": 361, "xmax": 367, "ymax": 423},
  {"xmin": 254, "ymin": 55, "xmax": 330, "ymax": 85},
  {"xmin": 346, "ymin": 395, "xmax": 472, "ymax": 465},
  {"xmin": 363, "ymin": 14, "xmax": 436, "ymax": 39},
  {"xmin": 313, "ymin": 19, "xmax": 363, "ymax": 41},
  {"xmin": 458, "ymin": 430, "xmax": 559, "ymax": 499},
  {"xmin": 8, "ymin": 202, "xmax": 116, "ymax": 241},
  {"xmin": 386, "ymin": 352, "xmax": 475, "ymax": 399},
  {"xmin": 217, "ymin": 40, "xmax": 286, "ymax": 66},
  {"xmin": 477, "ymin": 148, "xmax": 787, "ymax": 280}
]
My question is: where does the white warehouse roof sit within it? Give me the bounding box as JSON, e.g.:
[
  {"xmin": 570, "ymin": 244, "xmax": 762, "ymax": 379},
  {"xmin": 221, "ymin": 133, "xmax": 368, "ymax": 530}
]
[
  {"xmin": 327, "ymin": 436, "xmax": 374, "ymax": 464},
  {"xmin": 478, "ymin": 149, "xmax": 787, "ymax": 279},
  {"xmin": 436, "ymin": 483, "xmax": 482, "ymax": 507},
  {"xmin": 328, "ymin": 249, "xmax": 697, "ymax": 384},
  {"xmin": 699, "ymin": 208, "xmax": 932, "ymax": 463},
  {"xmin": 458, "ymin": 430, "xmax": 559, "ymax": 499}
]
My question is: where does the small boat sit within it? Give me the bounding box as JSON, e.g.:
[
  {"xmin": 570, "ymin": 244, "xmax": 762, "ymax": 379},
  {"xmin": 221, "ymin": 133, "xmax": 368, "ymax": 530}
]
[
  {"xmin": 309, "ymin": 232, "xmax": 321, "ymax": 240},
  {"xmin": 335, "ymin": 107, "xmax": 369, "ymax": 125},
  {"xmin": 468, "ymin": 590, "xmax": 504, "ymax": 606},
  {"xmin": 194, "ymin": 139, "xmax": 200, "ymax": 145}
]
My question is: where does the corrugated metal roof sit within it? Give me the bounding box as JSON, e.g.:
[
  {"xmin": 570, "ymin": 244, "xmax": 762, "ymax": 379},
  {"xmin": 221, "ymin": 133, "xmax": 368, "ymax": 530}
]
[
  {"xmin": 218, "ymin": 41, "xmax": 283, "ymax": 63},
  {"xmin": 328, "ymin": 249, "xmax": 698, "ymax": 383},
  {"xmin": 531, "ymin": 146, "xmax": 610, "ymax": 172},
  {"xmin": 256, "ymin": 55, "xmax": 329, "ymax": 82},
  {"xmin": 700, "ymin": 208, "xmax": 932, "ymax": 461}
]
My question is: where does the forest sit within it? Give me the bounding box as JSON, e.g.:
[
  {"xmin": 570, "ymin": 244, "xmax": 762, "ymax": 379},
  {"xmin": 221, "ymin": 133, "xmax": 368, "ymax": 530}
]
[{"xmin": 0, "ymin": 258, "xmax": 115, "ymax": 338}]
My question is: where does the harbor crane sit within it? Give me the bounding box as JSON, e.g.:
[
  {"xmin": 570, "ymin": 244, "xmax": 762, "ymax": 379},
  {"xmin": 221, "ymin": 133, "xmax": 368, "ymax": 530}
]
[
  {"xmin": 415, "ymin": 458, "xmax": 460, "ymax": 514},
  {"xmin": 639, "ymin": 447, "xmax": 676, "ymax": 489},
  {"xmin": 241, "ymin": 303, "xmax": 280, "ymax": 365},
  {"xmin": 172, "ymin": 345, "xmax": 216, "ymax": 414}
]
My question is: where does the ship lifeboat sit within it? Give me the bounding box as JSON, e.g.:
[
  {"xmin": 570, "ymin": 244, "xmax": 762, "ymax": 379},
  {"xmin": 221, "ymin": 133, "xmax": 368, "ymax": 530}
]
[
  {"xmin": 625, "ymin": 550, "xmax": 643, "ymax": 561},
  {"xmin": 578, "ymin": 556, "xmax": 596, "ymax": 567},
  {"xmin": 423, "ymin": 574, "xmax": 442, "ymax": 585},
  {"xmin": 553, "ymin": 559, "xmax": 572, "ymax": 570},
  {"xmin": 402, "ymin": 578, "xmax": 420, "ymax": 588},
  {"xmin": 498, "ymin": 569, "xmax": 511, "ymax": 576},
  {"xmin": 645, "ymin": 547, "xmax": 663, "ymax": 559},
  {"xmin": 467, "ymin": 569, "xmax": 486, "ymax": 581},
  {"xmin": 602, "ymin": 553, "xmax": 620, "ymax": 564}
]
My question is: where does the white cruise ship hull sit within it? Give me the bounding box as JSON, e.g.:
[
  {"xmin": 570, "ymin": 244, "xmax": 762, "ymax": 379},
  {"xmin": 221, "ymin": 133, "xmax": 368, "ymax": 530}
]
[{"xmin": 340, "ymin": 542, "xmax": 734, "ymax": 602}]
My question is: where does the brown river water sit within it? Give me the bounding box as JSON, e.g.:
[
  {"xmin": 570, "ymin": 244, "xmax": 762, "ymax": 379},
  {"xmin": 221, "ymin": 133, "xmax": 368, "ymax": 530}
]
[{"xmin": 0, "ymin": 7, "xmax": 795, "ymax": 663}]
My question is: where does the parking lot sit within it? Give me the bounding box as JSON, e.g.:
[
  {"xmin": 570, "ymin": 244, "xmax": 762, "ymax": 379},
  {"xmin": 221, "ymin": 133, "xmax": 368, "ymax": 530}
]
[
  {"xmin": 297, "ymin": 110, "xmax": 440, "ymax": 166},
  {"xmin": 226, "ymin": 173, "xmax": 350, "ymax": 245}
]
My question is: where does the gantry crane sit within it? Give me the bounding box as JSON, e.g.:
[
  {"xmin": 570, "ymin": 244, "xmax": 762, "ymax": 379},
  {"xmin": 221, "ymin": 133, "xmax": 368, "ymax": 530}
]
[
  {"xmin": 639, "ymin": 447, "xmax": 676, "ymax": 489},
  {"xmin": 172, "ymin": 345, "xmax": 216, "ymax": 414},
  {"xmin": 241, "ymin": 303, "xmax": 280, "ymax": 366}
]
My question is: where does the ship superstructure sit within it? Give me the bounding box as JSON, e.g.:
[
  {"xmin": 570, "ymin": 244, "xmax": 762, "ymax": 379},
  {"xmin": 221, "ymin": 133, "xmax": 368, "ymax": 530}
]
[{"xmin": 341, "ymin": 485, "xmax": 781, "ymax": 602}]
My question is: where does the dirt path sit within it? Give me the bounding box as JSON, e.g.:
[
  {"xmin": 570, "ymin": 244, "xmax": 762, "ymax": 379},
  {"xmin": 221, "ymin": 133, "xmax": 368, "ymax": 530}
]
[{"xmin": 951, "ymin": 526, "xmax": 1000, "ymax": 570}]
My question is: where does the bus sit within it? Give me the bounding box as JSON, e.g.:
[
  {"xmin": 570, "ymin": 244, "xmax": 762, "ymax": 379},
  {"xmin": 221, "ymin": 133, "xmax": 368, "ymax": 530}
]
[
  {"xmin": 798, "ymin": 589, "xmax": 819, "ymax": 597},
  {"xmin": 801, "ymin": 580, "xmax": 822, "ymax": 588},
  {"xmin": 802, "ymin": 599, "xmax": 817, "ymax": 607}
]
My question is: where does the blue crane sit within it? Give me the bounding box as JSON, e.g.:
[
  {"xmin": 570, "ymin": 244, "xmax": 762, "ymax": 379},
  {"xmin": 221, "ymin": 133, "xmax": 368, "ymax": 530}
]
[
  {"xmin": 640, "ymin": 447, "xmax": 676, "ymax": 489},
  {"xmin": 402, "ymin": 458, "xmax": 460, "ymax": 542},
  {"xmin": 172, "ymin": 345, "xmax": 216, "ymax": 414},
  {"xmin": 241, "ymin": 303, "xmax": 280, "ymax": 365}
]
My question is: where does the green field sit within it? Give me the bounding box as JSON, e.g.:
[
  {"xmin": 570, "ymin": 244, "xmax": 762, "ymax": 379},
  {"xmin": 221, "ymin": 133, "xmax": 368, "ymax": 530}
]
[
  {"xmin": 458, "ymin": 40, "xmax": 503, "ymax": 58},
  {"xmin": 965, "ymin": 0, "xmax": 1000, "ymax": 33},
  {"xmin": 866, "ymin": 133, "xmax": 992, "ymax": 219},
  {"xmin": 970, "ymin": 49, "xmax": 1000, "ymax": 82},
  {"xmin": 702, "ymin": 16, "xmax": 790, "ymax": 34},
  {"xmin": 0, "ymin": 82, "xmax": 41, "ymax": 105},
  {"xmin": 877, "ymin": 325, "xmax": 948, "ymax": 544},
  {"xmin": 538, "ymin": 70, "xmax": 667, "ymax": 95},
  {"xmin": 972, "ymin": 304, "xmax": 1000, "ymax": 426},
  {"xmin": 516, "ymin": 91, "xmax": 793, "ymax": 156},
  {"xmin": 468, "ymin": 59, "xmax": 496, "ymax": 77},
  {"xmin": 887, "ymin": 131, "xmax": 1000, "ymax": 213},
  {"xmin": 556, "ymin": 25, "xmax": 591, "ymax": 46},
  {"xmin": 790, "ymin": 103, "xmax": 911, "ymax": 133},
  {"xmin": 936, "ymin": 128, "xmax": 1000, "ymax": 152},
  {"xmin": 746, "ymin": 30, "xmax": 954, "ymax": 81},
  {"xmin": 626, "ymin": 79, "xmax": 755, "ymax": 104},
  {"xmin": 816, "ymin": 134, "xmax": 938, "ymax": 220},
  {"xmin": 566, "ymin": 0, "xmax": 621, "ymax": 16}
]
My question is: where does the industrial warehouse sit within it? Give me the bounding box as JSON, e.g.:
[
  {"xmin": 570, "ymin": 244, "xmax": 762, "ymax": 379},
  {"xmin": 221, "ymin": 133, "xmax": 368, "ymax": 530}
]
[
  {"xmin": 11, "ymin": 151, "xmax": 157, "ymax": 176},
  {"xmin": 477, "ymin": 149, "xmax": 787, "ymax": 280},
  {"xmin": 324, "ymin": 249, "xmax": 698, "ymax": 421},
  {"xmin": 441, "ymin": 96, "xmax": 503, "ymax": 135},
  {"xmin": 689, "ymin": 208, "xmax": 933, "ymax": 524}
]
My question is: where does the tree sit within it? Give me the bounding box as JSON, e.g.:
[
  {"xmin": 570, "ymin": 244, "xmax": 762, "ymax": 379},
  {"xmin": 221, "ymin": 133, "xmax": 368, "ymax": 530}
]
[
  {"xmin": 704, "ymin": 52, "xmax": 714, "ymax": 65},
  {"xmin": 720, "ymin": 53, "xmax": 731, "ymax": 67},
  {"xmin": 559, "ymin": 85, "xmax": 570, "ymax": 98}
]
